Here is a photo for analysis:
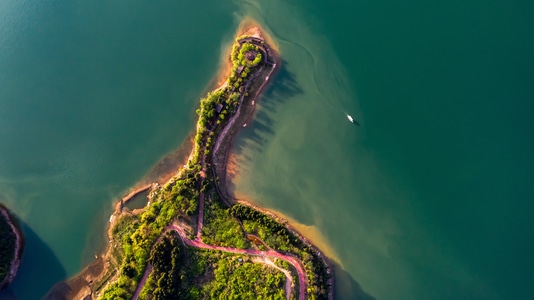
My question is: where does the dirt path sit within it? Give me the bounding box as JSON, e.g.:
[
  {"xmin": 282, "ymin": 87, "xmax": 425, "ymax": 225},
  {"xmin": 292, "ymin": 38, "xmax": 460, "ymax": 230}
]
[
  {"xmin": 131, "ymin": 265, "xmax": 152, "ymax": 300},
  {"xmin": 170, "ymin": 223, "xmax": 308, "ymax": 300},
  {"xmin": 196, "ymin": 169, "xmax": 205, "ymax": 240},
  {"xmin": 253, "ymin": 257, "xmax": 293, "ymax": 300}
]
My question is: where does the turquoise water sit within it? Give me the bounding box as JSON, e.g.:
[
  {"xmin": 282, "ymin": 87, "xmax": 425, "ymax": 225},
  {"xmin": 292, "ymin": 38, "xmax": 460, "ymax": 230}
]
[
  {"xmin": 1, "ymin": 0, "xmax": 533, "ymax": 299},
  {"xmin": 0, "ymin": 0, "xmax": 236, "ymax": 298}
]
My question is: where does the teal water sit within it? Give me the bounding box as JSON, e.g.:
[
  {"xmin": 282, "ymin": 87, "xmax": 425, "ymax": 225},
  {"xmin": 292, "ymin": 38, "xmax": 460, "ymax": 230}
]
[
  {"xmin": 0, "ymin": 0, "xmax": 236, "ymax": 298},
  {"xmin": 231, "ymin": 0, "xmax": 534, "ymax": 299},
  {"xmin": 0, "ymin": 0, "xmax": 533, "ymax": 299}
]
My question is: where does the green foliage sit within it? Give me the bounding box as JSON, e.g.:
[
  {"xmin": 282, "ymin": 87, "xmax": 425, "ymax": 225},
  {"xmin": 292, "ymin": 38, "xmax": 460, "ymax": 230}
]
[
  {"xmin": 99, "ymin": 275, "xmax": 135, "ymax": 300},
  {"xmin": 101, "ymin": 169, "xmax": 200, "ymax": 298},
  {"xmin": 231, "ymin": 204, "xmax": 299, "ymax": 249},
  {"xmin": 274, "ymin": 258, "xmax": 291, "ymax": 270},
  {"xmin": 205, "ymin": 257, "xmax": 285, "ymax": 299},
  {"xmin": 233, "ymin": 42, "xmax": 263, "ymax": 69},
  {"xmin": 251, "ymin": 52, "xmax": 262, "ymax": 66},
  {"xmin": 230, "ymin": 39, "xmax": 264, "ymax": 71},
  {"xmin": 167, "ymin": 168, "xmax": 200, "ymax": 216},
  {"xmin": 147, "ymin": 245, "xmax": 285, "ymax": 300},
  {"xmin": 231, "ymin": 204, "xmax": 331, "ymax": 299},
  {"xmin": 201, "ymin": 196, "xmax": 249, "ymax": 249},
  {"xmin": 148, "ymin": 231, "xmax": 183, "ymax": 300}
]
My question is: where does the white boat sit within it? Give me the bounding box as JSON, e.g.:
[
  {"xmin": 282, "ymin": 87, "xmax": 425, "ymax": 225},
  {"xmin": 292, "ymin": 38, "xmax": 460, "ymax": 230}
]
[{"xmin": 347, "ymin": 114, "xmax": 354, "ymax": 123}]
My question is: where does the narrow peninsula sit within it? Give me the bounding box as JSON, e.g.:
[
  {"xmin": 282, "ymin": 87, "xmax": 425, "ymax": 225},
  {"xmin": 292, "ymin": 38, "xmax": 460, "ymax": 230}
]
[
  {"xmin": 0, "ymin": 204, "xmax": 24, "ymax": 291},
  {"xmin": 63, "ymin": 25, "xmax": 333, "ymax": 300}
]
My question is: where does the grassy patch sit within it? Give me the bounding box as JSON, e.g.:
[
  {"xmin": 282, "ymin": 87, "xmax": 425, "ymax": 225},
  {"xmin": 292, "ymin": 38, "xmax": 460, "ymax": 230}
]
[{"xmin": 201, "ymin": 194, "xmax": 248, "ymax": 249}]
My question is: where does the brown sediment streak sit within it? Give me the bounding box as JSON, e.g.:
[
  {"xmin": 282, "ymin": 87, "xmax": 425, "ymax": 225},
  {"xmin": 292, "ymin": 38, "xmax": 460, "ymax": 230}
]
[
  {"xmin": 141, "ymin": 134, "xmax": 195, "ymax": 185},
  {"xmin": 226, "ymin": 152, "xmax": 240, "ymax": 183}
]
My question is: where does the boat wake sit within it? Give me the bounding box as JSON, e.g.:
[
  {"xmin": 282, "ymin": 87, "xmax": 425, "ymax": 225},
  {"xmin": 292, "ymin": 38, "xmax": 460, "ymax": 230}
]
[{"xmin": 345, "ymin": 113, "xmax": 360, "ymax": 126}]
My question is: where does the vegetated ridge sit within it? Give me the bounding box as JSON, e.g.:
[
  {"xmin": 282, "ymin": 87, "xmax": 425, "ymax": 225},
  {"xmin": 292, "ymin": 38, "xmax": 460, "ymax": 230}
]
[{"xmin": 59, "ymin": 24, "xmax": 333, "ymax": 300}]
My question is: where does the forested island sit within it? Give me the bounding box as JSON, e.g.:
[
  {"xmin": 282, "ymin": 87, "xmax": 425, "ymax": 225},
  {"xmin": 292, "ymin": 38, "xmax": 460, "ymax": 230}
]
[
  {"xmin": 55, "ymin": 25, "xmax": 333, "ymax": 300},
  {"xmin": 0, "ymin": 204, "xmax": 24, "ymax": 291}
]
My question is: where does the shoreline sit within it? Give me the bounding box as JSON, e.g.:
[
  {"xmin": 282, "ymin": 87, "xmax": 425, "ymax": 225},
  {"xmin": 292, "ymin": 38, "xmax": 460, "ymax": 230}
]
[
  {"xmin": 211, "ymin": 21, "xmax": 282, "ymax": 203},
  {"xmin": 208, "ymin": 18, "xmax": 280, "ymax": 92},
  {"xmin": 114, "ymin": 184, "xmax": 153, "ymax": 212},
  {"xmin": 226, "ymin": 153, "xmax": 341, "ymax": 264},
  {"xmin": 235, "ymin": 191, "xmax": 341, "ymax": 263},
  {"xmin": 49, "ymin": 20, "xmax": 333, "ymax": 300},
  {"xmin": 234, "ymin": 199, "xmax": 335, "ymax": 299}
]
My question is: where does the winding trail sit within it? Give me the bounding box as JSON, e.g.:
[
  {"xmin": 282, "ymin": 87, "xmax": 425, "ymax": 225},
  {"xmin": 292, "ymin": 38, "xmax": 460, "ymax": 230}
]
[
  {"xmin": 133, "ymin": 206, "xmax": 308, "ymax": 300},
  {"xmin": 254, "ymin": 257, "xmax": 294, "ymax": 300},
  {"xmin": 170, "ymin": 222, "xmax": 308, "ymax": 300},
  {"xmin": 132, "ymin": 35, "xmax": 309, "ymax": 300}
]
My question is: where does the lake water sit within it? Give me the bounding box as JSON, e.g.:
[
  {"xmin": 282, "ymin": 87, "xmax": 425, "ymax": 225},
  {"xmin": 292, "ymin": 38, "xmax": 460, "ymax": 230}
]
[{"xmin": 0, "ymin": 0, "xmax": 532, "ymax": 299}]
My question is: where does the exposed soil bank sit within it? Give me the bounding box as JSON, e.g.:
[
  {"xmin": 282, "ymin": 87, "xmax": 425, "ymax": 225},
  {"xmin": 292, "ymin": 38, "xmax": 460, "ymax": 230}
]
[{"xmin": 0, "ymin": 204, "xmax": 24, "ymax": 291}]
